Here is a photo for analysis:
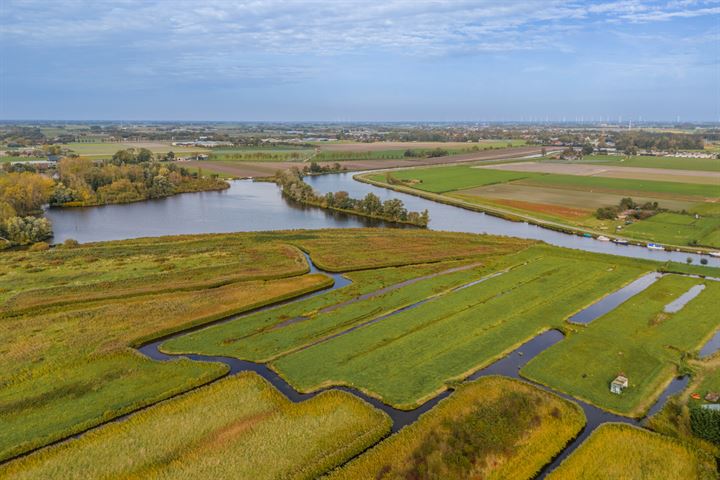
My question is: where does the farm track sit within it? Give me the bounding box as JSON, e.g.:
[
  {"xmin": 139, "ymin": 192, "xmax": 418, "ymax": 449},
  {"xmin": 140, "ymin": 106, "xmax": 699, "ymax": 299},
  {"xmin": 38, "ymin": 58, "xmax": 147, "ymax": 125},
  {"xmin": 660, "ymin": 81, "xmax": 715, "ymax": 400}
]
[{"xmin": 1, "ymin": 252, "xmax": 700, "ymax": 477}]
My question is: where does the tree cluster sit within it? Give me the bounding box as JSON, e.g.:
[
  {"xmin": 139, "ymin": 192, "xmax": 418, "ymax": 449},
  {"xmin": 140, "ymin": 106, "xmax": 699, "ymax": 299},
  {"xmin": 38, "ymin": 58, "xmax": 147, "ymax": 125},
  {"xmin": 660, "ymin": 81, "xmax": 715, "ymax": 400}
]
[
  {"xmin": 275, "ymin": 168, "xmax": 429, "ymax": 226},
  {"xmin": 51, "ymin": 152, "xmax": 228, "ymax": 207},
  {"xmin": 689, "ymin": 404, "xmax": 720, "ymax": 446},
  {"xmin": 0, "ymin": 172, "xmax": 55, "ymax": 245},
  {"xmin": 595, "ymin": 197, "xmax": 661, "ymax": 220}
]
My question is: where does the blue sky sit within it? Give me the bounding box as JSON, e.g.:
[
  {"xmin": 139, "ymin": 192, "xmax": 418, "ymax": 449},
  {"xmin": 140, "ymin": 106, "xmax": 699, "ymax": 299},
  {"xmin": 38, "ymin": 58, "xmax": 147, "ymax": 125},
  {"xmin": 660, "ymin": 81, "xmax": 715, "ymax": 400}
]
[{"xmin": 1, "ymin": 0, "xmax": 718, "ymax": 121}]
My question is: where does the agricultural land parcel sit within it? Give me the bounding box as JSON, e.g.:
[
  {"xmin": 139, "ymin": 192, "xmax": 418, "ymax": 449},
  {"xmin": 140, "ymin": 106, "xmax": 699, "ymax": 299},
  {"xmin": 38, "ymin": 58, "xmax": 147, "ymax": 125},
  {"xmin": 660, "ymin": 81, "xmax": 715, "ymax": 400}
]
[
  {"xmin": 368, "ymin": 158, "xmax": 720, "ymax": 248},
  {"xmin": 522, "ymin": 275, "xmax": 720, "ymax": 416}
]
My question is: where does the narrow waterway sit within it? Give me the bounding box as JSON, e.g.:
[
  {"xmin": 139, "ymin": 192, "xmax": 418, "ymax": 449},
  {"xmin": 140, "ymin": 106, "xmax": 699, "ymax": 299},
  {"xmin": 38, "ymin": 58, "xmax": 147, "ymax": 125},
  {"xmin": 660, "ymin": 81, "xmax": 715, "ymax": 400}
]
[
  {"xmin": 46, "ymin": 176, "xmax": 720, "ymax": 267},
  {"xmin": 136, "ymin": 254, "xmax": 695, "ymax": 477}
]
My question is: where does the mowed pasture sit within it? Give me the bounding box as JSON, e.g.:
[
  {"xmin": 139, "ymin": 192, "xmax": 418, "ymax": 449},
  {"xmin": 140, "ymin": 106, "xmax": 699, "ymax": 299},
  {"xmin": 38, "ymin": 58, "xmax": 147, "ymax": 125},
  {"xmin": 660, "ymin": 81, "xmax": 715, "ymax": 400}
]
[
  {"xmin": 522, "ymin": 276, "xmax": 720, "ymax": 416},
  {"xmin": 272, "ymin": 246, "xmax": 653, "ymax": 407},
  {"xmin": 329, "ymin": 377, "xmax": 585, "ymax": 480},
  {"xmin": 369, "ymin": 161, "xmax": 719, "ymax": 247},
  {"xmin": 0, "ymin": 373, "xmax": 391, "ymax": 480},
  {"xmin": 547, "ymin": 423, "xmax": 718, "ymax": 480},
  {"xmin": 553, "ymin": 154, "xmax": 720, "ymax": 172}
]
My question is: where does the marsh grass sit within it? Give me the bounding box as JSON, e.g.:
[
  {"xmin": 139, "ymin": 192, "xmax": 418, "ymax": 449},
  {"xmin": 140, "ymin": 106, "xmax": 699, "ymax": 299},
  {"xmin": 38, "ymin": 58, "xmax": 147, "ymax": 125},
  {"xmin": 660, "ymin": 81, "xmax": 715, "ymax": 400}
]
[
  {"xmin": 547, "ymin": 423, "xmax": 717, "ymax": 480},
  {"xmin": 0, "ymin": 373, "xmax": 391, "ymax": 480},
  {"xmin": 328, "ymin": 376, "xmax": 585, "ymax": 480}
]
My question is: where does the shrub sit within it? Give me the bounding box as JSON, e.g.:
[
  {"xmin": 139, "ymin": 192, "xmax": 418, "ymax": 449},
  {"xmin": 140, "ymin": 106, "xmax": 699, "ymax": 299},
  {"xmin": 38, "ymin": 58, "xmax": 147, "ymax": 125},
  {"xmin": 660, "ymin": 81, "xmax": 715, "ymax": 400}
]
[
  {"xmin": 63, "ymin": 238, "xmax": 80, "ymax": 248},
  {"xmin": 29, "ymin": 241, "xmax": 50, "ymax": 251},
  {"xmin": 689, "ymin": 405, "xmax": 720, "ymax": 446}
]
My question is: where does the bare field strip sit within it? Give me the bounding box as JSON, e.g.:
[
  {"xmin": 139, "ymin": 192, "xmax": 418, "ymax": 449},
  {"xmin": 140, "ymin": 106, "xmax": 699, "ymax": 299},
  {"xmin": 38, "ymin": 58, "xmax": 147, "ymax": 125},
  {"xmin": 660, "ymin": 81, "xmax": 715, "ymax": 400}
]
[
  {"xmin": 453, "ymin": 183, "xmax": 697, "ymax": 211},
  {"xmin": 479, "ymin": 161, "xmax": 720, "ymax": 183},
  {"xmin": 188, "ymin": 147, "xmax": 545, "ymax": 177}
]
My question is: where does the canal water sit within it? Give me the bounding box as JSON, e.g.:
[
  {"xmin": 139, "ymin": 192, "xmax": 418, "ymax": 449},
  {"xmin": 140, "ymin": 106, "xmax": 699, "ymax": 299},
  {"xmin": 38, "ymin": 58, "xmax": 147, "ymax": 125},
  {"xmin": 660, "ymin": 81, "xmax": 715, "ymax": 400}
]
[{"xmin": 47, "ymin": 175, "xmax": 720, "ymax": 267}]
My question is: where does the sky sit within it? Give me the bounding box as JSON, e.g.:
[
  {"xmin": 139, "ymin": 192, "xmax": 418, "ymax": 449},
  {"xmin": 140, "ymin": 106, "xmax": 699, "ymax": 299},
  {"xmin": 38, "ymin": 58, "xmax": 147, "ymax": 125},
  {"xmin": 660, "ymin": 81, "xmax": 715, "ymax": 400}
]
[{"xmin": 0, "ymin": 0, "xmax": 718, "ymax": 121}]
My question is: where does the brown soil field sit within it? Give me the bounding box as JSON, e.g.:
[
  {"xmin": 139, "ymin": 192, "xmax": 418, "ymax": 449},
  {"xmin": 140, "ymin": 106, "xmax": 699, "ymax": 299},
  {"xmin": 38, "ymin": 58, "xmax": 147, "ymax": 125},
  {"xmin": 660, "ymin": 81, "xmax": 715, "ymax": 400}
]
[
  {"xmin": 189, "ymin": 146, "xmax": 545, "ymax": 178},
  {"xmin": 488, "ymin": 198, "xmax": 591, "ymax": 219},
  {"xmin": 480, "ymin": 161, "xmax": 720, "ymax": 184},
  {"xmin": 455, "ymin": 183, "xmax": 697, "ymax": 211}
]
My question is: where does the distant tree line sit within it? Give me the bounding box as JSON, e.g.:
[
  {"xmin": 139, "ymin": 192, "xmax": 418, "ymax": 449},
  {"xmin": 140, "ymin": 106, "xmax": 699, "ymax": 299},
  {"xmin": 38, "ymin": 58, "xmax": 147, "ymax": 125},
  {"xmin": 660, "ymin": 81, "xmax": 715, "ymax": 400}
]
[
  {"xmin": 0, "ymin": 172, "xmax": 54, "ymax": 246},
  {"xmin": 275, "ymin": 168, "xmax": 429, "ymax": 226},
  {"xmin": 595, "ymin": 197, "xmax": 661, "ymax": 220},
  {"xmin": 615, "ymin": 132, "xmax": 704, "ymax": 152}
]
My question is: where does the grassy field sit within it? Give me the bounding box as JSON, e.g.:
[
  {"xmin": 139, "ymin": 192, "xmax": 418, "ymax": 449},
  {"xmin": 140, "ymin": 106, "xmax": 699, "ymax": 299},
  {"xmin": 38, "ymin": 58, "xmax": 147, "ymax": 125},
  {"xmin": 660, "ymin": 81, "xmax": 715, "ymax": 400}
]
[
  {"xmin": 375, "ymin": 165, "xmax": 535, "ymax": 193},
  {"xmin": 0, "ymin": 373, "xmax": 391, "ymax": 479},
  {"xmin": 163, "ymin": 260, "xmax": 508, "ymax": 362},
  {"xmin": 365, "ymin": 162, "xmax": 720, "ymax": 248},
  {"xmin": 329, "ymin": 377, "xmax": 585, "ymax": 480},
  {"xmin": 0, "ymin": 272, "xmax": 330, "ymax": 461},
  {"xmin": 208, "ymin": 147, "xmax": 313, "ymax": 162},
  {"xmin": 272, "ymin": 246, "xmax": 652, "ymax": 407},
  {"xmin": 522, "ymin": 276, "xmax": 720, "ymax": 416},
  {"xmin": 621, "ymin": 212, "xmax": 720, "ymax": 248},
  {"xmin": 547, "ymin": 423, "xmax": 717, "ymax": 480},
  {"xmin": 562, "ymin": 154, "xmax": 720, "ymax": 172}
]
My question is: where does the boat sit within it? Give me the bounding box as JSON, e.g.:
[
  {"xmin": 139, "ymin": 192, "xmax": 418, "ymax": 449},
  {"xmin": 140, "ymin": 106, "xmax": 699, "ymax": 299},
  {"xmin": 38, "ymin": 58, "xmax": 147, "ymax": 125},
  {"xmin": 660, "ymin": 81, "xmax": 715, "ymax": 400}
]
[
  {"xmin": 612, "ymin": 239, "xmax": 628, "ymax": 245},
  {"xmin": 710, "ymin": 252, "xmax": 720, "ymax": 258},
  {"xmin": 647, "ymin": 243, "xmax": 664, "ymax": 251},
  {"xmin": 597, "ymin": 235, "xmax": 610, "ymax": 242},
  {"xmin": 582, "ymin": 233, "xmax": 592, "ymax": 238}
]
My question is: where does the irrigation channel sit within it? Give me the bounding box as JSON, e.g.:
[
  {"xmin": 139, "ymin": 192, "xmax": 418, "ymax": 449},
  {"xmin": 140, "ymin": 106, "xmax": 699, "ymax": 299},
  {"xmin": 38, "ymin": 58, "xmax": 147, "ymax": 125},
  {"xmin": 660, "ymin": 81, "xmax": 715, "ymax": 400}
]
[{"xmin": 128, "ymin": 252, "xmax": 705, "ymax": 478}]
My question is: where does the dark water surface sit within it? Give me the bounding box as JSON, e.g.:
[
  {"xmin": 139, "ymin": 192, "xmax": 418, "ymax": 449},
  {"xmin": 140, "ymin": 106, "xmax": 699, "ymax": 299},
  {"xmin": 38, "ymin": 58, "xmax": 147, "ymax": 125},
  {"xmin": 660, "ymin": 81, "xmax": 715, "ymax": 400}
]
[{"xmin": 47, "ymin": 176, "xmax": 720, "ymax": 267}]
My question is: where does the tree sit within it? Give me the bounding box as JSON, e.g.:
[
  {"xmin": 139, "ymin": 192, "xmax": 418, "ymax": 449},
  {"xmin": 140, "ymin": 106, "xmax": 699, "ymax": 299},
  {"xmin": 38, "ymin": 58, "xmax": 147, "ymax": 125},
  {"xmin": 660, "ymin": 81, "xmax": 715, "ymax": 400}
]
[
  {"xmin": 1, "ymin": 216, "xmax": 52, "ymax": 245},
  {"xmin": 581, "ymin": 143, "xmax": 594, "ymax": 156},
  {"xmin": 0, "ymin": 172, "xmax": 54, "ymax": 216}
]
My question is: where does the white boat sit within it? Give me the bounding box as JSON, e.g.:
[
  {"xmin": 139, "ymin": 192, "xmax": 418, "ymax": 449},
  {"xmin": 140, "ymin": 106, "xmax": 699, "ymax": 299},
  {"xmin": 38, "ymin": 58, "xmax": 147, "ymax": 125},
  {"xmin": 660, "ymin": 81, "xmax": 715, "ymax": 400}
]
[
  {"xmin": 647, "ymin": 243, "xmax": 664, "ymax": 251},
  {"xmin": 597, "ymin": 235, "xmax": 610, "ymax": 242},
  {"xmin": 710, "ymin": 252, "xmax": 720, "ymax": 258},
  {"xmin": 612, "ymin": 239, "xmax": 628, "ymax": 245}
]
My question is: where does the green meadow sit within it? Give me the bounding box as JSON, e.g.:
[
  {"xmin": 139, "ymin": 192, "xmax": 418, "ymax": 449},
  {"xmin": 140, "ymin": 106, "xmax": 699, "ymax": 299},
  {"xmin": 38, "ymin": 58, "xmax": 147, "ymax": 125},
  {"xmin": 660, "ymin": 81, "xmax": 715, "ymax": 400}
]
[
  {"xmin": 522, "ymin": 276, "xmax": 720, "ymax": 416},
  {"xmin": 566, "ymin": 154, "xmax": 720, "ymax": 172}
]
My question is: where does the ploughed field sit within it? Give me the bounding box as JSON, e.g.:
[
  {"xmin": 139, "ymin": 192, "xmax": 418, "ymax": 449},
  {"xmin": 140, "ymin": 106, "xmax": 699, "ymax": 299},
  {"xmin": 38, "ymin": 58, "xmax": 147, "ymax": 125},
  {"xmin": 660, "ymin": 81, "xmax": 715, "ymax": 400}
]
[
  {"xmin": 2, "ymin": 229, "xmax": 719, "ymax": 478},
  {"xmin": 365, "ymin": 155, "xmax": 720, "ymax": 249}
]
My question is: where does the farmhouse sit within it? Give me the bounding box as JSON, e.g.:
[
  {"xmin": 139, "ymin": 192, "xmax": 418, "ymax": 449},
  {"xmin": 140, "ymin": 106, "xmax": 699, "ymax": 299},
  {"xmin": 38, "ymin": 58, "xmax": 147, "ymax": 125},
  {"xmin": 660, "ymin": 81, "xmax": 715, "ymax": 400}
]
[{"xmin": 610, "ymin": 375, "xmax": 628, "ymax": 394}]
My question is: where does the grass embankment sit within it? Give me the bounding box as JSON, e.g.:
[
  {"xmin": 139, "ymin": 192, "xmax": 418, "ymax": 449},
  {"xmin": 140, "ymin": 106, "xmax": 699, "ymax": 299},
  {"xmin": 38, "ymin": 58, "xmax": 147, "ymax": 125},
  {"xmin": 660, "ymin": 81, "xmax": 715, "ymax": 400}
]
[
  {"xmin": 273, "ymin": 245, "xmax": 652, "ymax": 408},
  {"xmin": 522, "ymin": 276, "xmax": 720, "ymax": 416},
  {"xmin": 621, "ymin": 212, "xmax": 720, "ymax": 248},
  {"xmin": 328, "ymin": 376, "xmax": 585, "ymax": 480},
  {"xmin": 0, "ymin": 373, "xmax": 391, "ymax": 479},
  {"xmin": 547, "ymin": 423, "xmax": 717, "ymax": 480}
]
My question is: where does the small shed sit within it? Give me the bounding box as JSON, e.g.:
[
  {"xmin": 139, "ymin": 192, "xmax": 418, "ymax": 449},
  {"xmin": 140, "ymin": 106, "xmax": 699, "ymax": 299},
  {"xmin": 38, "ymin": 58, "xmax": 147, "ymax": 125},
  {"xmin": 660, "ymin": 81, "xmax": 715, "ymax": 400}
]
[
  {"xmin": 610, "ymin": 375, "xmax": 629, "ymax": 394},
  {"xmin": 705, "ymin": 392, "xmax": 720, "ymax": 403}
]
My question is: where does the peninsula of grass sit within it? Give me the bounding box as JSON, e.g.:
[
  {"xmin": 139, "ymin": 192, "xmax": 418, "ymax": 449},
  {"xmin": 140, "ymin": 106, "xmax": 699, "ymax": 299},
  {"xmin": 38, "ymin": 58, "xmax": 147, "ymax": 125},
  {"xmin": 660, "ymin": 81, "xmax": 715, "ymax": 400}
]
[
  {"xmin": 272, "ymin": 245, "xmax": 653, "ymax": 408},
  {"xmin": 522, "ymin": 276, "xmax": 720, "ymax": 417},
  {"xmin": 547, "ymin": 423, "xmax": 717, "ymax": 480},
  {"xmin": 0, "ymin": 373, "xmax": 391, "ymax": 480},
  {"xmin": 329, "ymin": 376, "xmax": 585, "ymax": 480}
]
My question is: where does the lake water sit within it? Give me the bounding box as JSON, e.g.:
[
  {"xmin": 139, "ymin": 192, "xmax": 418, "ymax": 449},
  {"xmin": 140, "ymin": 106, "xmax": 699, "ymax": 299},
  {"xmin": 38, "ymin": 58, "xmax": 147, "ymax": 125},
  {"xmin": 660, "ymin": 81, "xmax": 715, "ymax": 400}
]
[{"xmin": 47, "ymin": 175, "xmax": 720, "ymax": 267}]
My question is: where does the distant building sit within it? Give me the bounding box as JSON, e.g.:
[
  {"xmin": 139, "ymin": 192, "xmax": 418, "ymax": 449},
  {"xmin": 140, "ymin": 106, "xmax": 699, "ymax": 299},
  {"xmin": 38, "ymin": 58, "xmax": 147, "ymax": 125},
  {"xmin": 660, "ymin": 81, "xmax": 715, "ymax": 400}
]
[{"xmin": 610, "ymin": 375, "xmax": 629, "ymax": 394}]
